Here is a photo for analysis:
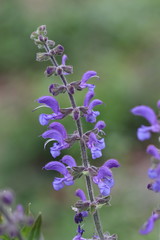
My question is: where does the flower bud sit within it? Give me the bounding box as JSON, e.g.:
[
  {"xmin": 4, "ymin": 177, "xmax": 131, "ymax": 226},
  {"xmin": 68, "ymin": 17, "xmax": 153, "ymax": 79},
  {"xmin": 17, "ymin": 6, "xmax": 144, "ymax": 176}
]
[
  {"xmin": 53, "ymin": 44, "xmax": 64, "ymax": 55},
  {"xmin": 47, "ymin": 40, "xmax": 55, "ymax": 48},
  {"xmin": 61, "ymin": 65, "xmax": 73, "ymax": 74},
  {"xmin": 44, "ymin": 66, "xmax": 56, "ymax": 77},
  {"xmin": 0, "ymin": 190, "xmax": 14, "ymax": 205},
  {"xmin": 56, "ymin": 67, "xmax": 63, "ymax": 75},
  {"xmin": 30, "ymin": 31, "xmax": 38, "ymax": 40},
  {"xmin": 49, "ymin": 84, "xmax": 67, "ymax": 96},
  {"xmin": 72, "ymin": 108, "xmax": 80, "ymax": 121},
  {"xmin": 67, "ymin": 85, "xmax": 75, "ymax": 94},
  {"xmin": 36, "ymin": 52, "xmax": 50, "ymax": 62},
  {"xmin": 38, "ymin": 25, "xmax": 47, "ymax": 35}
]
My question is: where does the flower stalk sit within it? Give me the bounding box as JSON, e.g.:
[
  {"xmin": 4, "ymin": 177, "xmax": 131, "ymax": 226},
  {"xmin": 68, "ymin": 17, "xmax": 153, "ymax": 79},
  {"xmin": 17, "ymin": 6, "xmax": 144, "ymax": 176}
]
[
  {"xmin": 31, "ymin": 25, "xmax": 119, "ymax": 240},
  {"xmin": 44, "ymin": 43, "xmax": 105, "ymax": 240}
]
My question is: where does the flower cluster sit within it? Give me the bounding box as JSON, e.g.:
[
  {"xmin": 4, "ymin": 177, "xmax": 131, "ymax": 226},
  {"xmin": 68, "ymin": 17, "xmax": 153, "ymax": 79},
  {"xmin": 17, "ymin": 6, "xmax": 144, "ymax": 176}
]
[
  {"xmin": 132, "ymin": 100, "xmax": 160, "ymax": 234},
  {"xmin": 31, "ymin": 25, "xmax": 119, "ymax": 240},
  {"xmin": 0, "ymin": 190, "xmax": 33, "ymax": 238}
]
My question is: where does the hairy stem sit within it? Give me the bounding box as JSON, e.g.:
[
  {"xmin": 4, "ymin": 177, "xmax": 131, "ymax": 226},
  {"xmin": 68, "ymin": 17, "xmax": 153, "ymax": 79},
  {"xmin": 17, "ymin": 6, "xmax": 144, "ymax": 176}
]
[{"xmin": 44, "ymin": 44, "xmax": 104, "ymax": 240}]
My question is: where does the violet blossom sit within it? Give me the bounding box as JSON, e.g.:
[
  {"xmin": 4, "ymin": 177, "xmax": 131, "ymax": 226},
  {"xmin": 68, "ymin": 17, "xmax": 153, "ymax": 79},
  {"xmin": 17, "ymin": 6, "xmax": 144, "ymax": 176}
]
[
  {"xmin": 139, "ymin": 211, "xmax": 160, "ymax": 234},
  {"xmin": 146, "ymin": 144, "xmax": 160, "ymax": 192},
  {"xmin": 42, "ymin": 122, "xmax": 69, "ymax": 158},
  {"xmin": 87, "ymin": 132, "xmax": 105, "ymax": 159},
  {"xmin": 74, "ymin": 189, "xmax": 89, "ymax": 224},
  {"xmin": 43, "ymin": 161, "xmax": 74, "ymax": 190},
  {"xmin": 93, "ymin": 159, "xmax": 120, "ymax": 196},
  {"xmin": 79, "ymin": 71, "xmax": 99, "ymax": 91},
  {"xmin": 131, "ymin": 102, "xmax": 160, "ymax": 141},
  {"xmin": 36, "ymin": 96, "xmax": 64, "ymax": 125},
  {"xmin": 83, "ymin": 91, "xmax": 103, "ymax": 123}
]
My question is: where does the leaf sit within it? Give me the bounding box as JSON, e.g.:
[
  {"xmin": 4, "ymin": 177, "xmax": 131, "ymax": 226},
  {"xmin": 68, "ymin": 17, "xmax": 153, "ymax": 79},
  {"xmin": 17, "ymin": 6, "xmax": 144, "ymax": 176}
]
[{"xmin": 28, "ymin": 213, "xmax": 43, "ymax": 240}]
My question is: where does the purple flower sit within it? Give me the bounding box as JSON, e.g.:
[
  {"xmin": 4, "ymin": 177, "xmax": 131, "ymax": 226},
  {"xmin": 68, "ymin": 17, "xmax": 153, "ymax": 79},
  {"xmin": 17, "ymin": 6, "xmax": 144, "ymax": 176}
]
[
  {"xmin": 42, "ymin": 122, "xmax": 69, "ymax": 158},
  {"xmin": 74, "ymin": 189, "xmax": 88, "ymax": 224},
  {"xmin": 93, "ymin": 159, "xmax": 120, "ymax": 196},
  {"xmin": 73, "ymin": 225, "xmax": 86, "ymax": 240},
  {"xmin": 94, "ymin": 120, "xmax": 106, "ymax": 132},
  {"xmin": 87, "ymin": 132, "xmax": 105, "ymax": 159},
  {"xmin": 60, "ymin": 155, "xmax": 77, "ymax": 167},
  {"xmin": 146, "ymin": 145, "xmax": 160, "ymax": 192},
  {"xmin": 139, "ymin": 211, "xmax": 160, "ymax": 234},
  {"xmin": 43, "ymin": 161, "xmax": 74, "ymax": 190},
  {"xmin": 79, "ymin": 71, "xmax": 99, "ymax": 91},
  {"xmin": 60, "ymin": 54, "xmax": 73, "ymax": 75},
  {"xmin": 36, "ymin": 96, "xmax": 64, "ymax": 125},
  {"xmin": 131, "ymin": 104, "xmax": 160, "ymax": 141},
  {"xmin": 83, "ymin": 91, "xmax": 103, "ymax": 123}
]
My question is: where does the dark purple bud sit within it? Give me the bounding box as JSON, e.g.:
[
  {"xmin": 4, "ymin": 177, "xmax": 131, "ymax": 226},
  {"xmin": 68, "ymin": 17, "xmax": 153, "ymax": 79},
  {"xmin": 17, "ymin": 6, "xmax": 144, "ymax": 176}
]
[
  {"xmin": 67, "ymin": 85, "xmax": 75, "ymax": 94},
  {"xmin": 56, "ymin": 67, "xmax": 63, "ymax": 75},
  {"xmin": 54, "ymin": 44, "xmax": 64, "ymax": 55},
  {"xmin": 0, "ymin": 190, "xmax": 14, "ymax": 205},
  {"xmin": 73, "ymin": 108, "xmax": 81, "ymax": 121},
  {"xmin": 74, "ymin": 213, "xmax": 83, "ymax": 224},
  {"xmin": 44, "ymin": 66, "xmax": 56, "ymax": 77},
  {"xmin": 38, "ymin": 35, "xmax": 45, "ymax": 42},
  {"xmin": 49, "ymin": 84, "xmax": 67, "ymax": 96}
]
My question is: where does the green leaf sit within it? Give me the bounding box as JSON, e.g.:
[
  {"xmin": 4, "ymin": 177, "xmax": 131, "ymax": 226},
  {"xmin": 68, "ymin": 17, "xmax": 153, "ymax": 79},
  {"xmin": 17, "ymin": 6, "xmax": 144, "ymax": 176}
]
[{"xmin": 28, "ymin": 213, "xmax": 43, "ymax": 240}]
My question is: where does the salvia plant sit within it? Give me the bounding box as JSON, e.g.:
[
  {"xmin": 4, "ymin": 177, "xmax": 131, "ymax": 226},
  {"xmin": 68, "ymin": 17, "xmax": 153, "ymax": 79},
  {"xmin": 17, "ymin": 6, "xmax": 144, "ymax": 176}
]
[
  {"xmin": 30, "ymin": 25, "xmax": 120, "ymax": 240},
  {"xmin": 1, "ymin": 25, "xmax": 160, "ymax": 240},
  {"xmin": 131, "ymin": 100, "xmax": 160, "ymax": 234}
]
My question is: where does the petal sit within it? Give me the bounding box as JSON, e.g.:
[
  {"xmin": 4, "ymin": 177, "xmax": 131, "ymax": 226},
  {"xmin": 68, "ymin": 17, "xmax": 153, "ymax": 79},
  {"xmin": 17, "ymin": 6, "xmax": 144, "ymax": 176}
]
[
  {"xmin": 61, "ymin": 155, "xmax": 77, "ymax": 167},
  {"xmin": 85, "ymin": 111, "xmax": 100, "ymax": 123},
  {"xmin": 37, "ymin": 96, "xmax": 60, "ymax": 114},
  {"xmin": 95, "ymin": 138, "xmax": 105, "ymax": 150},
  {"xmin": 50, "ymin": 146, "xmax": 61, "ymax": 158},
  {"xmin": 39, "ymin": 113, "xmax": 54, "ymax": 126},
  {"xmin": 103, "ymin": 159, "xmax": 120, "ymax": 168},
  {"xmin": 75, "ymin": 189, "xmax": 87, "ymax": 201},
  {"xmin": 62, "ymin": 54, "xmax": 68, "ymax": 65},
  {"xmin": 42, "ymin": 129, "xmax": 63, "ymax": 143},
  {"xmin": 152, "ymin": 180, "xmax": 160, "ymax": 192},
  {"xmin": 139, "ymin": 215, "xmax": 156, "ymax": 234},
  {"xmin": 91, "ymin": 147, "xmax": 102, "ymax": 159},
  {"xmin": 88, "ymin": 99, "xmax": 103, "ymax": 110},
  {"xmin": 148, "ymin": 168, "xmax": 158, "ymax": 179},
  {"xmin": 84, "ymin": 91, "xmax": 94, "ymax": 107},
  {"xmin": 81, "ymin": 71, "xmax": 97, "ymax": 84},
  {"xmin": 43, "ymin": 161, "xmax": 68, "ymax": 175},
  {"xmin": 97, "ymin": 166, "xmax": 112, "ymax": 179},
  {"xmin": 137, "ymin": 126, "xmax": 152, "ymax": 141},
  {"xmin": 98, "ymin": 182, "xmax": 111, "ymax": 196},
  {"xmin": 52, "ymin": 178, "xmax": 64, "ymax": 190},
  {"xmin": 157, "ymin": 100, "xmax": 160, "ymax": 109},
  {"xmin": 147, "ymin": 145, "xmax": 160, "ymax": 160},
  {"xmin": 94, "ymin": 121, "xmax": 106, "ymax": 130},
  {"xmin": 49, "ymin": 122, "xmax": 67, "ymax": 139},
  {"xmin": 131, "ymin": 105, "xmax": 157, "ymax": 125}
]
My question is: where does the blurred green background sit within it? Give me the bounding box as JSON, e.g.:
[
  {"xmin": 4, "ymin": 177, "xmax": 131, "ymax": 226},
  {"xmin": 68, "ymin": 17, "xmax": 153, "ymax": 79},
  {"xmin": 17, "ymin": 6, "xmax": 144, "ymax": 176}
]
[{"xmin": 1, "ymin": 0, "xmax": 160, "ymax": 239}]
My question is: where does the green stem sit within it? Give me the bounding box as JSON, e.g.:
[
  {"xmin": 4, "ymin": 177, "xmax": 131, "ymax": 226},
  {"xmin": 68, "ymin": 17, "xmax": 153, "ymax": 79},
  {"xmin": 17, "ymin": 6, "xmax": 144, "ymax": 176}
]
[{"xmin": 44, "ymin": 44, "xmax": 105, "ymax": 240}]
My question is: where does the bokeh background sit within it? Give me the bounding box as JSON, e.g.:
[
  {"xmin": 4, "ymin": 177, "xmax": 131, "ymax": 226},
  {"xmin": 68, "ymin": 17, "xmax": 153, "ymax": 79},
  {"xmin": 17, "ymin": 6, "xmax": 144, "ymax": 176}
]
[{"xmin": 1, "ymin": 0, "xmax": 160, "ymax": 239}]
